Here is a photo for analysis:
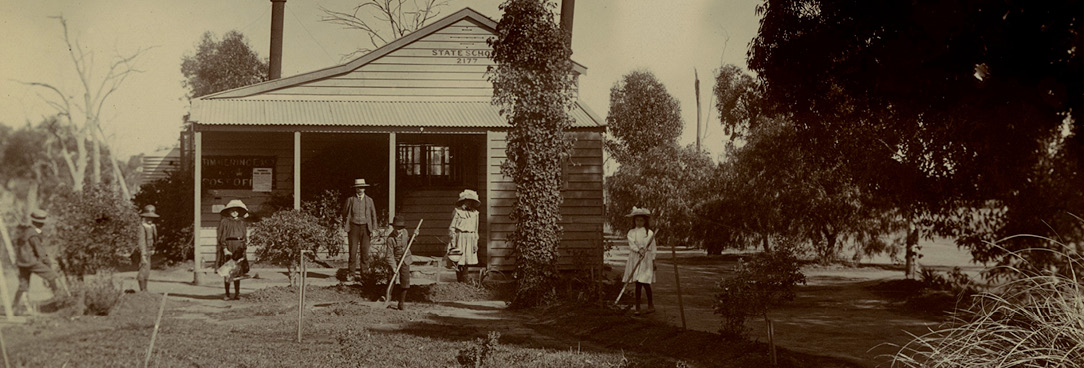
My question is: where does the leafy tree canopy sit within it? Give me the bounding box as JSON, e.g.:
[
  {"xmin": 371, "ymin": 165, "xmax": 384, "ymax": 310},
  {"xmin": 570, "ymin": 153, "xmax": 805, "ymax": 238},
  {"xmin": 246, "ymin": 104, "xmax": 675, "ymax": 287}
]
[
  {"xmin": 747, "ymin": 0, "xmax": 1084, "ymax": 274},
  {"xmin": 605, "ymin": 70, "xmax": 683, "ymax": 163},
  {"xmin": 181, "ymin": 30, "xmax": 268, "ymax": 99},
  {"xmin": 607, "ymin": 144, "xmax": 717, "ymax": 249}
]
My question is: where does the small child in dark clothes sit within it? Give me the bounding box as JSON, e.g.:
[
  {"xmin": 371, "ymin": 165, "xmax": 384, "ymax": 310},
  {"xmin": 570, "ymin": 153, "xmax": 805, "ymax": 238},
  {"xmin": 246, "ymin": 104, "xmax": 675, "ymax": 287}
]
[
  {"xmin": 385, "ymin": 215, "xmax": 412, "ymax": 310},
  {"xmin": 217, "ymin": 200, "xmax": 249, "ymax": 300}
]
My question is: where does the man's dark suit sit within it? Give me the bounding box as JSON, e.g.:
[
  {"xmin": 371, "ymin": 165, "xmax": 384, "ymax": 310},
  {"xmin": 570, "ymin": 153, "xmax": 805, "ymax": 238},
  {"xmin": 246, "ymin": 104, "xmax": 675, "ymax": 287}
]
[{"xmin": 342, "ymin": 194, "xmax": 377, "ymax": 273}]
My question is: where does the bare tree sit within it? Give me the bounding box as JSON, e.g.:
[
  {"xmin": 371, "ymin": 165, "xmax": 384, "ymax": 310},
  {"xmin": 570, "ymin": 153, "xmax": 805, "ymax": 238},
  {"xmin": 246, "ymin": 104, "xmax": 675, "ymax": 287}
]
[
  {"xmin": 18, "ymin": 16, "xmax": 148, "ymax": 194},
  {"xmin": 321, "ymin": 0, "xmax": 449, "ymax": 59}
]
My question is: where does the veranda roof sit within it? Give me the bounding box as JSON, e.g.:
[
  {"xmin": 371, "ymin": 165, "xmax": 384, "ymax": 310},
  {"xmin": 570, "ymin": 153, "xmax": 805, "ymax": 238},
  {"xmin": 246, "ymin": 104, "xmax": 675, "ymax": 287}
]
[{"xmin": 189, "ymin": 99, "xmax": 604, "ymax": 128}]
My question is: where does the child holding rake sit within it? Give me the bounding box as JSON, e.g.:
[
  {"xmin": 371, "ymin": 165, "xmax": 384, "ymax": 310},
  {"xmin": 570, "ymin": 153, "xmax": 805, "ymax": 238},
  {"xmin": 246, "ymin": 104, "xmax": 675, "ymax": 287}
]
[{"xmin": 622, "ymin": 207, "xmax": 657, "ymax": 315}]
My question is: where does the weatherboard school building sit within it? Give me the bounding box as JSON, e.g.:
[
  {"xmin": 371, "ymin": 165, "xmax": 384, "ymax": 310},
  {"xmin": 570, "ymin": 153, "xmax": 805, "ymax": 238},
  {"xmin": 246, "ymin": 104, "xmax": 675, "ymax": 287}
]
[{"xmin": 185, "ymin": 8, "xmax": 606, "ymax": 274}]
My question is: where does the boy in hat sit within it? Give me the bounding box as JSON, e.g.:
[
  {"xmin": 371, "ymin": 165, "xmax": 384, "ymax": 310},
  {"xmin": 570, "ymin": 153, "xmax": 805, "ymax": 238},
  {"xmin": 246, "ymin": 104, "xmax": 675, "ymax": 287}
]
[
  {"xmin": 341, "ymin": 178, "xmax": 378, "ymax": 275},
  {"xmin": 13, "ymin": 210, "xmax": 59, "ymax": 314},
  {"xmin": 134, "ymin": 205, "xmax": 159, "ymax": 291},
  {"xmin": 385, "ymin": 215, "xmax": 412, "ymax": 310},
  {"xmin": 217, "ymin": 200, "xmax": 249, "ymax": 300}
]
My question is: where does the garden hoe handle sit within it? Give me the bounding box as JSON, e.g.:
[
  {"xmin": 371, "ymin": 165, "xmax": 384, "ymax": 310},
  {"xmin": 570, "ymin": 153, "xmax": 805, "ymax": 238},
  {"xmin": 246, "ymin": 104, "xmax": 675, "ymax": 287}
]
[
  {"xmin": 614, "ymin": 254, "xmax": 645, "ymax": 305},
  {"xmin": 385, "ymin": 219, "xmax": 423, "ymax": 307}
]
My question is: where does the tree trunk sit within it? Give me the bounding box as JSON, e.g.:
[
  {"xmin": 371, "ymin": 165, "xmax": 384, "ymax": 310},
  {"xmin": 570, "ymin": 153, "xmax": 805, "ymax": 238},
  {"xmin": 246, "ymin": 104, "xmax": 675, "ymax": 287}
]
[
  {"xmin": 905, "ymin": 224, "xmax": 918, "ymax": 279},
  {"xmin": 819, "ymin": 229, "xmax": 838, "ymax": 264},
  {"xmin": 90, "ymin": 126, "xmax": 101, "ymax": 186},
  {"xmin": 761, "ymin": 234, "xmax": 770, "ymax": 252}
]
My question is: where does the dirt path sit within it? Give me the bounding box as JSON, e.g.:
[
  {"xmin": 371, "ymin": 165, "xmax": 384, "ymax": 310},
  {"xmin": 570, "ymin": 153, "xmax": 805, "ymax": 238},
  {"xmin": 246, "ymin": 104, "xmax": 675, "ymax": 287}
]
[{"xmin": 607, "ymin": 237, "xmax": 981, "ymax": 368}]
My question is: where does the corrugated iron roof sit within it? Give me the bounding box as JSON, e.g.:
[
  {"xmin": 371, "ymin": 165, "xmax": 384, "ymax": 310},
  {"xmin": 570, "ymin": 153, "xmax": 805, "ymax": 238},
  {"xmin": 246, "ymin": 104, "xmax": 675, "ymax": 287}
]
[{"xmin": 190, "ymin": 100, "xmax": 604, "ymax": 128}]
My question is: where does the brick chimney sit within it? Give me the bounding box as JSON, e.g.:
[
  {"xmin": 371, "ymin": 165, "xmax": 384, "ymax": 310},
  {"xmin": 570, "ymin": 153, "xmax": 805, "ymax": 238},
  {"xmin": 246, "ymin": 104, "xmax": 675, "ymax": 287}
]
[
  {"xmin": 269, "ymin": 0, "xmax": 286, "ymax": 80},
  {"xmin": 560, "ymin": 0, "xmax": 574, "ymax": 47}
]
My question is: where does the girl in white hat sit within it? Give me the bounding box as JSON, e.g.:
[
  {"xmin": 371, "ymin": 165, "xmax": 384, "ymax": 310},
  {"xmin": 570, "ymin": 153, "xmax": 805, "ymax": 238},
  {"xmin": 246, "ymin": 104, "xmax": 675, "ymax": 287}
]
[
  {"xmin": 623, "ymin": 207, "xmax": 657, "ymax": 315},
  {"xmin": 448, "ymin": 189, "xmax": 481, "ymax": 282},
  {"xmin": 217, "ymin": 199, "xmax": 249, "ymax": 300}
]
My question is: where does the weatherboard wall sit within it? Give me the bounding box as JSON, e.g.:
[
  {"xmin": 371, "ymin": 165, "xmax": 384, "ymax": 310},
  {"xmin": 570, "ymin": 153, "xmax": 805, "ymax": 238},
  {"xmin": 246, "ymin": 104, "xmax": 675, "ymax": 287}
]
[
  {"xmin": 486, "ymin": 129, "xmax": 606, "ymax": 271},
  {"xmin": 250, "ymin": 19, "xmax": 497, "ymax": 100}
]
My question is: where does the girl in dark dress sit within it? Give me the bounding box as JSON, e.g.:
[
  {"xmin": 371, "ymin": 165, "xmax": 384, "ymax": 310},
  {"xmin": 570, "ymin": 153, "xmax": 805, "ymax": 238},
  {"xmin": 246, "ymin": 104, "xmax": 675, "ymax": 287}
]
[{"xmin": 217, "ymin": 200, "xmax": 249, "ymax": 300}]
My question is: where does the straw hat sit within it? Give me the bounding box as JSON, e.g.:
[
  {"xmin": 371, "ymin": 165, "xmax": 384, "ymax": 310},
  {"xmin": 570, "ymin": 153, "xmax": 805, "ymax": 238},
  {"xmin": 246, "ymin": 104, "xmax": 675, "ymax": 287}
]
[
  {"xmin": 140, "ymin": 204, "xmax": 160, "ymax": 218},
  {"xmin": 392, "ymin": 215, "xmax": 407, "ymax": 228},
  {"xmin": 457, "ymin": 189, "xmax": 480, "ymax": 206},
  {"xmin": 625, "ymin": 207, "xmax": 652, "ymax": 218},
  {"xmin": 352, "ymin": 178, "xmax": 372, "ymax": 187},
  {"xmin": 29, "ymin": 209, "xmax": 48, "ymax": 224},
  {"xmin": 221, "ymin": 200, "xmax": 248, "ymax": 217}
]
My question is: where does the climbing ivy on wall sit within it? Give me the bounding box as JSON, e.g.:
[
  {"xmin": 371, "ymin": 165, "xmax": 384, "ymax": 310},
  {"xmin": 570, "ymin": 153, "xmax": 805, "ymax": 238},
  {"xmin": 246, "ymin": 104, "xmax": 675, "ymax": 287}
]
[{"xmin": 487, "ymin": 0, "xmax": 576, "ymax": 307}]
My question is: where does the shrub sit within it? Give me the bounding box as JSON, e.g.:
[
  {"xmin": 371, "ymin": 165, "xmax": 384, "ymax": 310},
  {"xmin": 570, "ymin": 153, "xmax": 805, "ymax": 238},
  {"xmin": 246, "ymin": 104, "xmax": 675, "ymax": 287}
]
[
  {"xmin": 51, "ymin": 185, "xmax": 140, "ymax": 278},
  {"xmin": 302, "ymin": 189, "xmax": 345, "ymax": 258},
  {"xmin": 713, "ymin": 248, "xmax": 806, "ymax": 338},
  {"xmin": 457, "ymin": 331, "xmax": 501, "ymax": 368},
  {"xmin": 250, "ymin": 210, "xmax": 339, "ymax": 285},
  {"xmin": 80, "ymin": 277, "xmax": 124, "ymax": 316},
  {"xmin": 42, "ymin": 276, "xmax": 124, "ymax": 316},
  {"xmin": 133, "ymin": 166, "xmax": 194, "ymax": 264},
  {"xmin": 891, "ymin": 248, "xmax": 1084, "ymax": 367}
]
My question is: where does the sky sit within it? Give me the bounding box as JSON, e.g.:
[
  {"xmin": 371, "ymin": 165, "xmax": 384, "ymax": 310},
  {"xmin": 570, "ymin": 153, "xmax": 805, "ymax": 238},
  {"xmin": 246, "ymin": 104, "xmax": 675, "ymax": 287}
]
[{"xmin": 0, "ymin": 0, "xmax": 762, "ymax": 159}]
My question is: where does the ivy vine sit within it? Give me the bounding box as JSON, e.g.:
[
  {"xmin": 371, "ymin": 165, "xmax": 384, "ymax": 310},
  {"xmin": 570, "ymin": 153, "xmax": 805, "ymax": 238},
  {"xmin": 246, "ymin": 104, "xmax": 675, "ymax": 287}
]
[{"xmin": 487, "ymin": 0, "xmax": 576, "ymax": 307}]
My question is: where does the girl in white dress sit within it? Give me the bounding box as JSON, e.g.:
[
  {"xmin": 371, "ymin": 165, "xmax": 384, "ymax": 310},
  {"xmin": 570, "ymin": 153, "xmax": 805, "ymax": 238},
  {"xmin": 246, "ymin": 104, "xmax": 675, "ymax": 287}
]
[
  {"xmin": 449, "ymin": 189, "xmax": 481, "ymax": 282},
  {"xmin": 622, "ymin": 207, "xmax": 657, "ymax": 315}
]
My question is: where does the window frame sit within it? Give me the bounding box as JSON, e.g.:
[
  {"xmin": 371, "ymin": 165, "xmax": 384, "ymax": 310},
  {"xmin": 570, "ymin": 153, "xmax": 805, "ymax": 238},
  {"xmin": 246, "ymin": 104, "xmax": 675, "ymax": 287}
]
[{"xmin": 397, "ymin": 140, "xmax": 468, "ymax": 188}]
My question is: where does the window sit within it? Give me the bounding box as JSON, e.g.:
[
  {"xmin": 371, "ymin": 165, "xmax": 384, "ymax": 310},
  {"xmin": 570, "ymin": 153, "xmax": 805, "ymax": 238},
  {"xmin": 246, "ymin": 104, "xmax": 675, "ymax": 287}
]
[{"xmin": 398, "ymin": 143, "xmax": 460, "ymax": 186}]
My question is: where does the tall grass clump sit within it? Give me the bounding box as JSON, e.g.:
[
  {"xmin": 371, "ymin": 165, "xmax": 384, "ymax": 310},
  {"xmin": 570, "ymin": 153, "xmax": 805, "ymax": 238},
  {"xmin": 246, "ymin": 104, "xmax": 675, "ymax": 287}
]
[{"xmin": 891, "ymin": 239, "xmax": 1084, "ymax": 367}]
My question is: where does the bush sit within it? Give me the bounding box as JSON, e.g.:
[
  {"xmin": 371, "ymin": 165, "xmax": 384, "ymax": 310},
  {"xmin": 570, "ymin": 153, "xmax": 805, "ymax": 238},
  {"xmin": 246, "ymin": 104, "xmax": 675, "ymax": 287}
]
[
  {"xmin": 133, "ymin": 167, "xmax": 194, "ymax": 264},
  {"xmin": 457, "ymin": 331, "xmax": 501, "ymax": 368},
  {"xmin": 51, "ymin": 185, "xmax": 140, "ymax": 278},
  {"xmin": 250, "ymin": 210, "xmax": 339, "ymax": 285},
  {"xmin": 892, "ymin": 249, "xmax": 1084, "ymax": 367},
  {"xmin": 42, "ymin": 277, "xmax": 124, "ymax": 316},
  {"xmin": 302, "ymin": 189, "xmax": 345, "ymax": 257},
  {"xmin": 713, "ymin": 248, "xmax": 806, "ymax": 338}
]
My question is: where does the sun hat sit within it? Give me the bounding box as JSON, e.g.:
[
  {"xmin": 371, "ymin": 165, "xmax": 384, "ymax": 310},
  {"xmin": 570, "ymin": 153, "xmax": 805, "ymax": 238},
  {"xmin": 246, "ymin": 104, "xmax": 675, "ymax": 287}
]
[
  {"xmin": 140, "ymin": 204, "xmax": 160, "ymax": 218},
  {"xmin": 392, "ymin": 215, "xmax": 406, "ymax": 228},
  {"xmin": 352, "ymin": 178, "xmax": 372, "ymax": 187},
  {"xmin": 221, "ymin": 199, "xmax": 249, "ymax": 217},
  {"xmin": 457, "ymin": 189, "xmax": 480, "ymax": 206},
  {"xmin": 625, "ymin": 207, "xmax": 651, "ymax": 218},
  {"xmin": 29, "ymin": 209, "xmax": 48, "ymax": 224}
]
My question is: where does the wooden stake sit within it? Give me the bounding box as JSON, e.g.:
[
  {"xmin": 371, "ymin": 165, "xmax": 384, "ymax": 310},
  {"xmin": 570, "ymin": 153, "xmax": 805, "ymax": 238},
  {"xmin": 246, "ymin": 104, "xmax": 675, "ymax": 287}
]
[
  {"xmin": 0, "ymin": 323, "xmax": 11, "ymax": 368},
  {"xmin": 144, "ymin": 293, "xmax": 168, "ymax": 368},
  {"xmin": 385, "ymin": 220, "xmax": 422, "ymax": 308},
  {"xmin": 670, "ymin": 241, "xmax": 687, "ymax": 330},
  {"xmin": 297, "ymin": 251, "xmax": 304, "ymax": 343},
  {"xmin": 0, "ymin": 230, "xmax": 13, "ymax": 320},
  {"xmin": 767, "ymin": 318, "xmax": 777, "ymax": 366},
  {"xmin": 0, "ymin": 215, "xmax": 16, "ymax": 265}
]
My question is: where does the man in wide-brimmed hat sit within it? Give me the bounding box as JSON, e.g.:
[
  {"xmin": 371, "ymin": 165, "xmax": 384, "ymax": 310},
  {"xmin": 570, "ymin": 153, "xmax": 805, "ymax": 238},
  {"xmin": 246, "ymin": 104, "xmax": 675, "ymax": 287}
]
[
  {"xmin": 342, "ymin": 178, "xmax": 378, "ymax": 275},
  {"xmin": 13, "ymin": 209, "xmax": 59, "ymax": 314},
  {"xmin": 134, "ymin": 205, "xmax": 159, "ymax": 291}
]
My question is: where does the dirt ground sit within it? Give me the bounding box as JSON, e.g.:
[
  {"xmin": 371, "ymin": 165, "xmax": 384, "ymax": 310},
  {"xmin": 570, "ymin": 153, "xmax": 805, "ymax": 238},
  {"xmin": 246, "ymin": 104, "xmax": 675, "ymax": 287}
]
[
  {"xmin": 2, "ymin": 258, "xmax": 864, "ymax": 367},
  {"xmin": 607, "ymin": 236, "xmax": 982, "ymax": 368},
  {"xmin": 0, "ymin": 235, "xmax": 978, "ymax": 367}
]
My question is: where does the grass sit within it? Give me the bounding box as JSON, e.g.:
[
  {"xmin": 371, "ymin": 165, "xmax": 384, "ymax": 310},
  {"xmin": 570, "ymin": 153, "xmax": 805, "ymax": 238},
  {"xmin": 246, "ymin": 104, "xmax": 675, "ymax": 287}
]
[{"xmin": 889, "ymin": 243, "xmax": 1084, "ymax": 367}]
